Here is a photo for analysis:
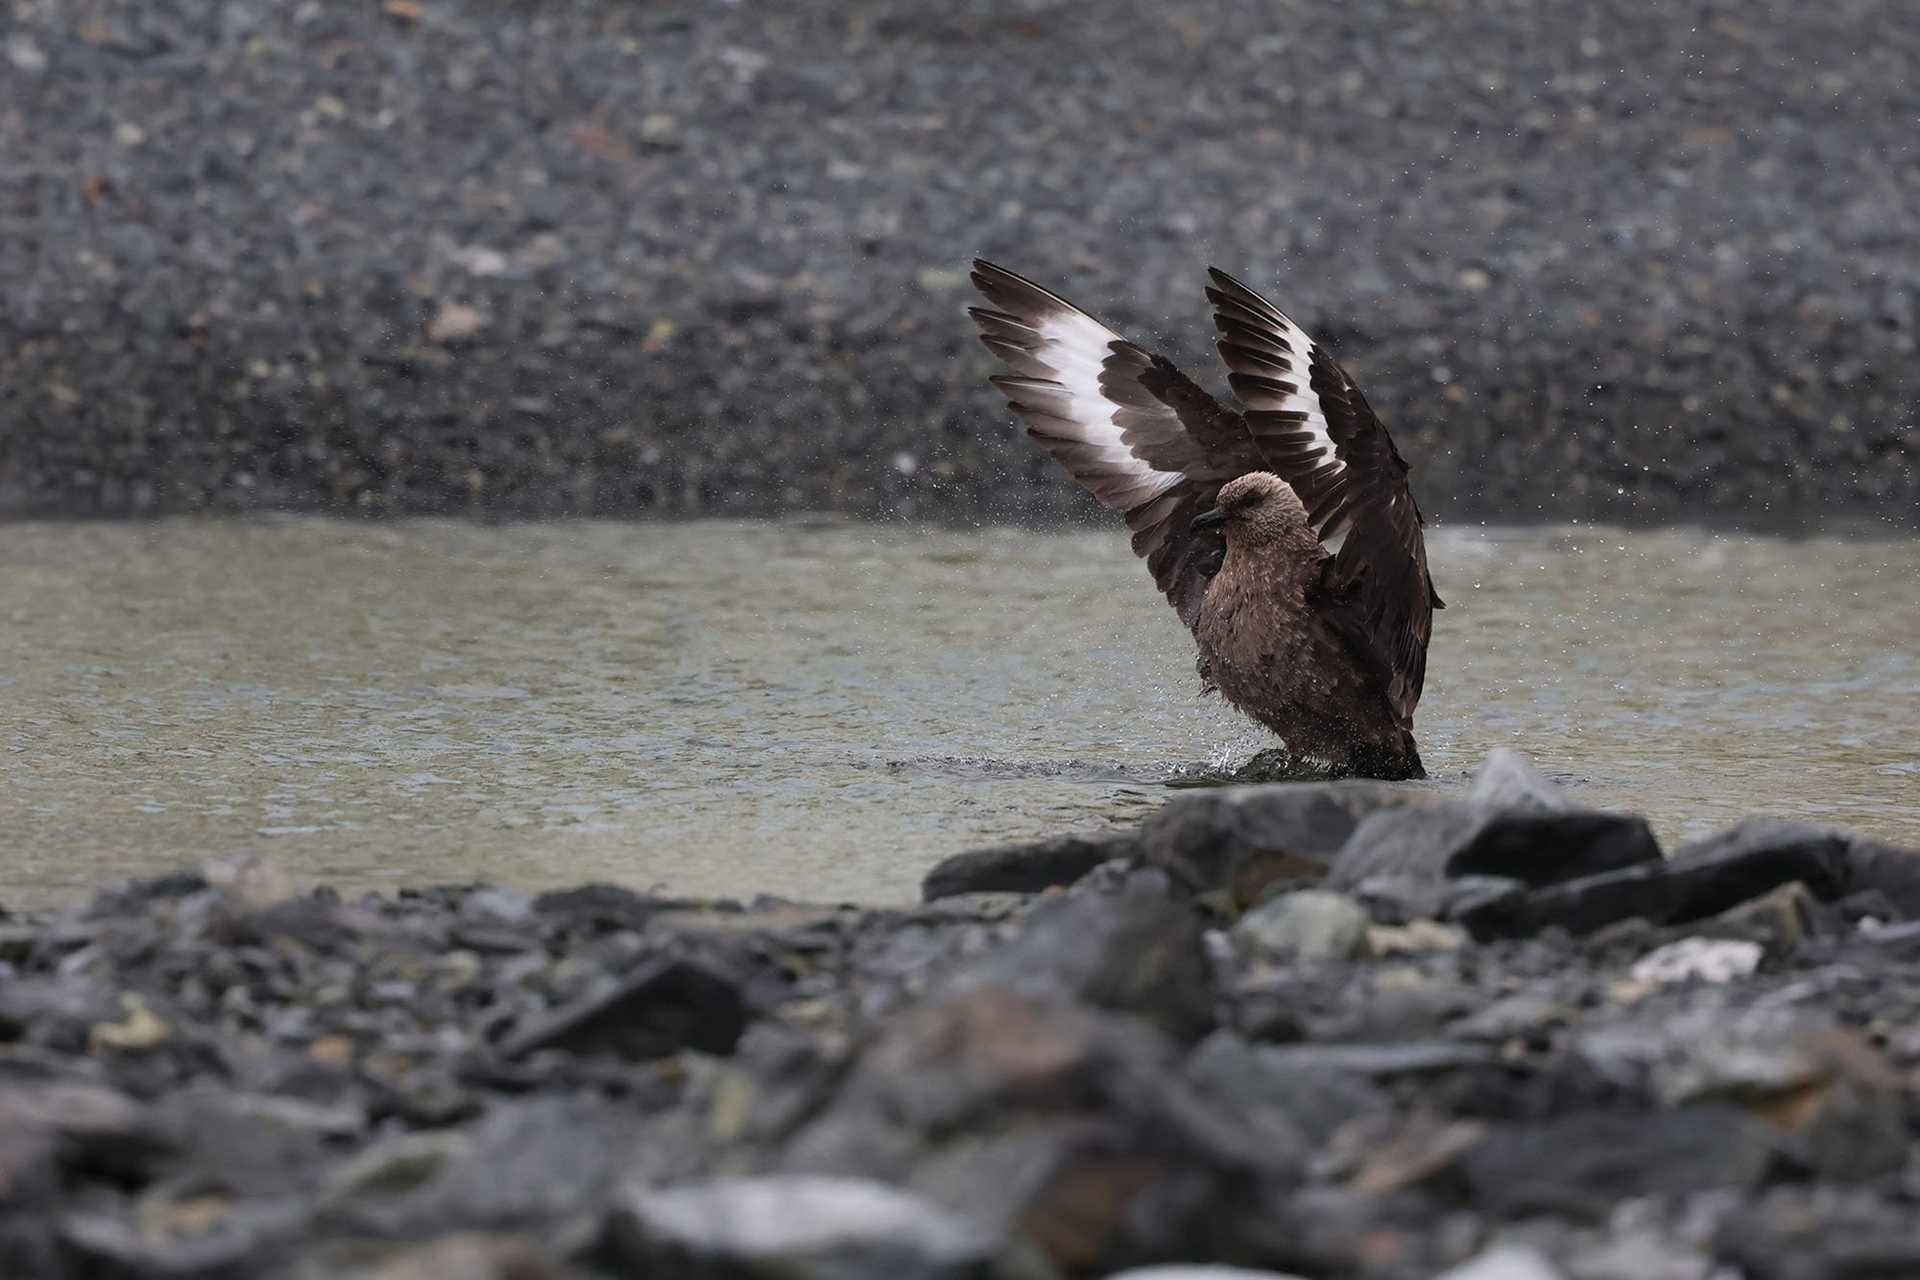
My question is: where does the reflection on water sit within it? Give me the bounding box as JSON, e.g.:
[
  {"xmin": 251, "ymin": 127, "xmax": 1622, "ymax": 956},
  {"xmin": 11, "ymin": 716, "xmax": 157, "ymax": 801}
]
[{"xmin": 2, "ymin": 518, "xmax": 1915, "ymax": 909}]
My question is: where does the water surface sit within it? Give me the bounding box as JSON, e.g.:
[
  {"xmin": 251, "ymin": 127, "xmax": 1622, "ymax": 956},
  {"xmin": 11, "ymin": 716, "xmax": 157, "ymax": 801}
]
[{"xmin": 3, "ymin": 519, "xmax": 1915, "ymax": 909}]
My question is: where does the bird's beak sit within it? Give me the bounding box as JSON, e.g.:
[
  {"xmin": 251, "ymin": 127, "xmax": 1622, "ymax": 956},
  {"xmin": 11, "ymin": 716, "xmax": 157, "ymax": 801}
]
[{"xmin": 1189, "ymin": 506, "xmax": 1228, "ymax": 531}]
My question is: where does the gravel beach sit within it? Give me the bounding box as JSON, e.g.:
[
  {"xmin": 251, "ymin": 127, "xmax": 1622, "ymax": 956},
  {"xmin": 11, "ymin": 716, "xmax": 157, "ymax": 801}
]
[
  {"xmin": 5, "ymin": 752, "xmax": 1920, "ymax": 1278},
  {"xmin": 2, "ymin": 0, "xmax": 1916, "ymax": 525}
]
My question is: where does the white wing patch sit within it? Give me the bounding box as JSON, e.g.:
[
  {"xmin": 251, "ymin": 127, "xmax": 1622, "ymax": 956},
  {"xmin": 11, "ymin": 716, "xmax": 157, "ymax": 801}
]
[
  {"xmin": 1204, "ymin": 269, "xmax": 1351, "ymax": 534},
  {"xmin": 970, "ymin": 264, "xmax": 1185, "ymax": 513}
]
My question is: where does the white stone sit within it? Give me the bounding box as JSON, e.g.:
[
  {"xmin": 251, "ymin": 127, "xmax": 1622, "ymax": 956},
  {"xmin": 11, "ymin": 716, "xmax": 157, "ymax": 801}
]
[
  {"xmin": 1435, "ymin": 1243, "xmax": 1567, "ymax": 1280},
  {"xmin": 1234, "ymin": 890, "xmax": 1369, "ymax": 962},
  {"xmin": 615, "ymin": 1176, "xmax": 993, "ymax": 1276},
  {"xmin": 1630, "ymin": 937, "xmax": 1763, "ymax": 987},
  {"xmin": 1468, "ymin": 747, "xmax": 1571, "ymax": 812},
  {"xmin": 7, "ymin": 36, "xmax": 48, "ymax": 74}
]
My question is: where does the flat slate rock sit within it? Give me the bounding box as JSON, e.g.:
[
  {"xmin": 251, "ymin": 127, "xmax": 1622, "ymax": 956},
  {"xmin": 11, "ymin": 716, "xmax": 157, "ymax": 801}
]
[
  {"xmin": 1465, "ymin": 818, "xmax": 1920, "ymax": 938},
  {"xmin": 1140, "ymin": 782, "xmax": 1435, "ymax": 906},
  {"xmin": 497, "ymin": 954, "xmax": 748, "ymax": 1061},
  {"xmin": 1329, "ymin": 802, "xmax": 1662, "ymax": 892},
  {"xmin": 531, "ymin": 884, "xmax": 688, "ymax": 934},
  {"xmin": 921, "ymin": 833, "xmax": 1135, "ymax": 902},
  {"xmin": 1350, "ymin": 873, "xmax": 1529, "ymax": 927},
  {"xmin": 959, "ymin": 870, "xmax": 1214, "ymax": 1043}
]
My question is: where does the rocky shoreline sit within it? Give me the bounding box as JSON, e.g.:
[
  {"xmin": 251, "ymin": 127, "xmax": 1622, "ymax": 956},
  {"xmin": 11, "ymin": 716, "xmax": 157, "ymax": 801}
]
[{"xmin": 4, "ymin": 751, "xmax": 1919, "ymax": 1278}]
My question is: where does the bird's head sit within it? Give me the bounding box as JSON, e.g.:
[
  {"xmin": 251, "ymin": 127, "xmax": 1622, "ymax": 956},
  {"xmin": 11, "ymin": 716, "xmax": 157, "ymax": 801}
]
[{"xmin": 1190, "ymin": 472, "xmax": 1310, "ymax": 545}]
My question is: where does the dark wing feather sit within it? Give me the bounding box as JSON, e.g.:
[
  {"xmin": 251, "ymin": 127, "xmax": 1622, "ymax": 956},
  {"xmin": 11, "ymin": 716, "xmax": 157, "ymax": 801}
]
[
  {"xmin": 969, "ymin": 261, "xmax": 1265, "ymax": 628},
  {"xmin": 1204, "ymin": 268, "xmax": 1442, "ymax": 723}
]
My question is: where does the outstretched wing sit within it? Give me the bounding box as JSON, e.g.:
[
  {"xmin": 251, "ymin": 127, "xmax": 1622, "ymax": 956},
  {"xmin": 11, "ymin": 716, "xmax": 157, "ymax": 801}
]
[
  {"xmin": 1204, "ymin": 268, "xmax": 1443, "ymax": 723},
  {"xmin": 968, "ymin": 260, "xmax": 1257, "ymax": 627}
]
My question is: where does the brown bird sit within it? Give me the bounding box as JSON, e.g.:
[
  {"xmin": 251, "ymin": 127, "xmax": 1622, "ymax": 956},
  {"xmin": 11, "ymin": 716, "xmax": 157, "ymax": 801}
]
[{"xmin": 968, "ymin": 260, "xmax": 1443, "ymax": 779}]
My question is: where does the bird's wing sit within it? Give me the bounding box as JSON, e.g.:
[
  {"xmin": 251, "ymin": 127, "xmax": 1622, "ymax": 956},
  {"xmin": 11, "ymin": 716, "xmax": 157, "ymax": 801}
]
[
  {"xmin": 968, "ymin": 260, "xmax": 1262, "ymax": 628},
  {"xmin": 1204, "ymin": 268, "xmax": 1442, "ymax": 723}
]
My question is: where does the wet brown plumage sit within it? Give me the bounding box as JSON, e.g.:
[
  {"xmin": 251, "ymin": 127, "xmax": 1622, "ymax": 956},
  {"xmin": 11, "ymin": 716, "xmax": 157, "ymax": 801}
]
[{"xmin": 967, "ymin": 260, "xmax": 1443, "ymax": 779}]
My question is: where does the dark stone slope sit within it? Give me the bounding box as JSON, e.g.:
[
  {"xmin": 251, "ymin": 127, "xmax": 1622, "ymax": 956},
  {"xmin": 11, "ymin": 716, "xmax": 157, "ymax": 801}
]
[{"xmin": 2, "ymin": 0, "xmax": 1915, "ymax": 525}]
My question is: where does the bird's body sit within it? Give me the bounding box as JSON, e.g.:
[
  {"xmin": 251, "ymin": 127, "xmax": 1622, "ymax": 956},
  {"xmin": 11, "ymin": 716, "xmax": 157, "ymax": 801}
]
[
  {"xmin": 1191, "ymin": 473, "xmax": 1424, "ymax": 777},
  {"xmin": 968, "ymin": 260, "xmax": 1441, "ymax": 780}
]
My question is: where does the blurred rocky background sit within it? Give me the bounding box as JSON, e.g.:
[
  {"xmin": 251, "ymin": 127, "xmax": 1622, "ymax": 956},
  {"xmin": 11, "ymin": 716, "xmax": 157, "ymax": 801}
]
[{"xmin": 1, "ymin": 0, "xmax": 1915, "ymax": 525}]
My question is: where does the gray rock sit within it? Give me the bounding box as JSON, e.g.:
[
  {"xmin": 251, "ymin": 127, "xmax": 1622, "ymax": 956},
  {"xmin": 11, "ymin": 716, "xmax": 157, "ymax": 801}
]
[
  {"xmin": 1331, "ymin": 802, "xmax": 1661, "ymax": 895},
  {"xmin": 1787, "ymin": 1069, "xmax": 1910, "ymax": 1184},
  {"xmin": 1461, "ymin": 1106, "xmax": 1778, "ymax": 1220},
  {"xmin": 604, "ymin": 1176, "xmax": 1008, "ymax": 1280},
  {"xmin": 1575, "ymin": 1003, "xmax": 1832, "ymax": 1105},
  {"xmin": 1184, "ymin": 1033, "xmax": 1391, "ymax": 1148},
  {"xmin": 1472, "ymin": 821, "xmax": 1864, "ymax": 938},
  {"xmin": 157, "ymin": 1089, "xmax": 367, "ymax": 1198},
  {"xmin": 1449, "ymin": 993, "xmax": 1570, "ymax": 1043},
  {"xmin": 1232, "ymin": 890, "xmax": 1369, "ymax": 963},
  {"xmin": 1352, "ymin": 873, "xmax": 1528, "ymax": 925},
  {"xmin": 0, "ymin": 1080, "xmax": 172, "ymax": 1194},
  {"xmin": 1140, "ymin": 782, "xmax": 1432, "ymax": 906},
  {"xmin": 902, "ymin": 1125, "xmax": 1121, "ymax": 1251},
  {"xmin": 1714, "ymin": 1188, "xmax": 1920, "ymax": 1278},
  {"xmin": 350, "ymin": 1096, "xmax": 649, "ymax": 1238},
  {"xmin": 961, "ymin": 870, "xmax": 1214, "ymax": 1042},
  {"xmin": 1837, "ymin": 829, "xmax": 1920, "ymax": 917},
  {"xmin": 498, "ymin": 953, "xmax": 747, "ymax": 1061},
  {"xmin": 1467, "ymin": 749, "xmax": 1573, "ymax": 813},
  {"xmin": 1313, "ymin": 974, "xmax": 1482, "ymax": 1043},
  {"xmin": 0, "ymin": 977, "xmax": 123, "ymax": 1053},
  {"xmin": 1706, "ymin": 880, "xmax": 1823, "ymax": 950},
  {"xmin": 922, "ymin": 834, "xmax": 1136, "ymax": 902},
  {"xmin": 1568, "ymin": 1000, "xmax": 1903, "ymax": 1182},
  {"xmin": 531, "ymin": 884, "xmax": 680, "ymax": 934},
  {"xmin": 779, "ymin": 987, "xmax": 1295, "ymax": 1270}
]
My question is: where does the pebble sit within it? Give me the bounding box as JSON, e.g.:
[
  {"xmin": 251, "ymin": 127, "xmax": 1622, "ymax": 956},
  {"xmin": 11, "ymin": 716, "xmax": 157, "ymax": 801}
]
[{"xmin": 1630, "ymin": 938, "xmax": 1764, "ymax": 986}]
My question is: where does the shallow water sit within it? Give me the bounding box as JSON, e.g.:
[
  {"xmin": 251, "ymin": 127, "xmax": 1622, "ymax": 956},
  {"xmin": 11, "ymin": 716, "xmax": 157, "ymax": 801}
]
[{"xmin": 3, "ymin": 518, "xmax": 1916, "ymax": 910}]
